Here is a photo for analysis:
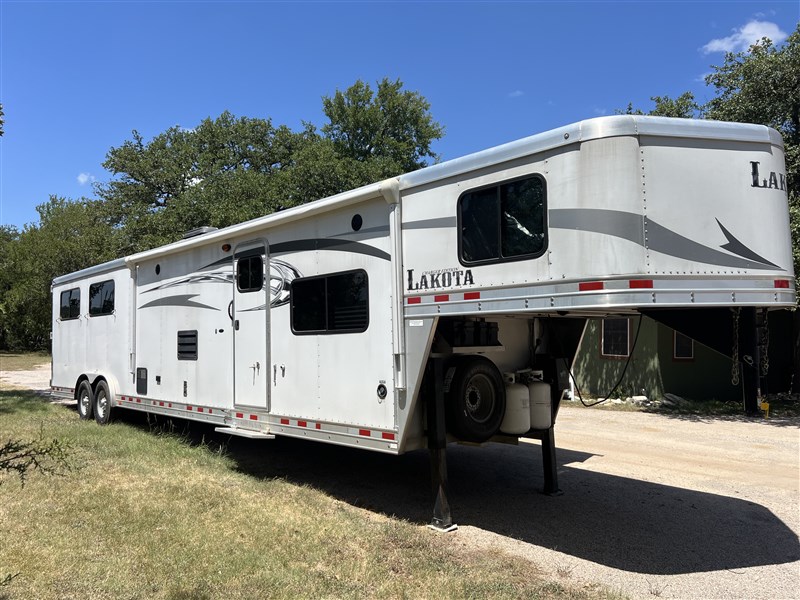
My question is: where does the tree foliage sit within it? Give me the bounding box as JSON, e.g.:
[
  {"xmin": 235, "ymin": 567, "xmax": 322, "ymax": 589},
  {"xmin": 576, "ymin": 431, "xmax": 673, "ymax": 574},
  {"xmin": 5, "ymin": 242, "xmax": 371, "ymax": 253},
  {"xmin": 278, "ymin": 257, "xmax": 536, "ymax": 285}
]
[
  {"xmin": 322, "ymin": 78, "xmax": 444, "ymax": 174},
  {"xmin": 1, "ymin": 197, "xmax": 118, "ymax": 349},
  {"xmin": 621, "ymin": 92, "xmax": 700, "ymax": 118}
]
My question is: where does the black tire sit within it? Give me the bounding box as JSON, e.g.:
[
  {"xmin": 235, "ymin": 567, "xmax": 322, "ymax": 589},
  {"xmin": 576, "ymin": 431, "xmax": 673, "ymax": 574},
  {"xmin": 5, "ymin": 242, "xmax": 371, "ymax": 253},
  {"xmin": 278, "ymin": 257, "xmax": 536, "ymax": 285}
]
[
  {"xmin": 445, "ymin": 356, "xmax": 506, "ymax": 442},
  {"xmin": 77, "ymin": 380, "xmax": 94, "ymax": 420},
  {"xmin": 93, "ymin": 380, "xmax": 112, "ymax": 425}
]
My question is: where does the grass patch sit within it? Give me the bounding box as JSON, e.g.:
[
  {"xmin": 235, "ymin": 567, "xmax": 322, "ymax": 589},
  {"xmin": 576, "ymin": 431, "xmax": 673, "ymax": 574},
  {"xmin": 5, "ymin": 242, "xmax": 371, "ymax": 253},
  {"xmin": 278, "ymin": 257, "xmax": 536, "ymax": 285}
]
[
  {"xmin": 0, "ymin": 352, "xmax": 50, "ymax": 372},
  {"xmin": 1, "ymin": 391, "xmax": 620, "ymax": 600}
]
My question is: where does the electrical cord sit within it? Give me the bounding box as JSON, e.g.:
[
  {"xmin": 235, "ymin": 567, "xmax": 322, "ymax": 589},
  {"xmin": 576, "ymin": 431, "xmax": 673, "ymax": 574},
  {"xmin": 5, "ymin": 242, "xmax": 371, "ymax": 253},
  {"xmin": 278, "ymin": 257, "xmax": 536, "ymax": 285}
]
[{"xmin": 569, "ymin": 314, "xmax": 644, "ymax": 407}]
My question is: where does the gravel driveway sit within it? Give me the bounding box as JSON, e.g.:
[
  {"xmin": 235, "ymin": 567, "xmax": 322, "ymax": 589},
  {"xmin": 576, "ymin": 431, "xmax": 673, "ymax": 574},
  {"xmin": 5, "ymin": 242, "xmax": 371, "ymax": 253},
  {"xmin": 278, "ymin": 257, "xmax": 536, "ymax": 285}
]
[{"xmin": 3, "ymin": 364, "xmax": 798, "ymax": 599}]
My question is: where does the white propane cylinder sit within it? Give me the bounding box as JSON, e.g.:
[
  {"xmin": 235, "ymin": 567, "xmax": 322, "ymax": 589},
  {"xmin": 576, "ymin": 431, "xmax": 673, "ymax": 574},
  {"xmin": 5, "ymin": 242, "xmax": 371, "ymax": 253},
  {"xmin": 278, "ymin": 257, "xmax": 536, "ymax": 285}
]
[
  {"xmin": 500, "ymin": 383, "xmax": 531, "ymax": 434},
  {"xmin": 529, "ymin": 381, "xmax": 552, "ymax": 430}
]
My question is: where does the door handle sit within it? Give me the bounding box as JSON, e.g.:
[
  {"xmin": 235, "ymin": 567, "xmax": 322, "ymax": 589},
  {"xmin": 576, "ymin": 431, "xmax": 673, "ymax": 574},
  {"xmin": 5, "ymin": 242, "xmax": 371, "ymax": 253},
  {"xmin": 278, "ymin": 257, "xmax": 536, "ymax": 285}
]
[{"xmin": 234, "ymin": 319, "xmax": 240, "ymax": 331}]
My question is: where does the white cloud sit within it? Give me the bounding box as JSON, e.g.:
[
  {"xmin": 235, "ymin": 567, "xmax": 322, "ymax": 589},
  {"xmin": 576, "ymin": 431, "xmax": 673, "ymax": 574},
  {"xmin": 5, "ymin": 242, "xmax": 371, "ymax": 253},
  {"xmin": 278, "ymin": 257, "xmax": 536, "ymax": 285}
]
[
  {"xmin": 702, "ymin": 20, "xmax": 787, "ymax": 54},
  {"xmin": 593, "ymin": 107, "xmax": 608, "ymax": 116},
  {"xmin": 77, "ymin": 172, "xmax": 96, "ymax": 186},
  {"xmin": 508, "ymin": 90, "xmax": 524, "ymax": 98}
]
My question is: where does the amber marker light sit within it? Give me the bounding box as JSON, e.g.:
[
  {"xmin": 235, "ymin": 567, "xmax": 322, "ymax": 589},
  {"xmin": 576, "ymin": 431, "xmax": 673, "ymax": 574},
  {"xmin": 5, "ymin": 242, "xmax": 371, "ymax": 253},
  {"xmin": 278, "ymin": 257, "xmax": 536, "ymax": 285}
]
[{"xmin": 221, "ymin": 243, "xmax": 231, "ymax": 252}]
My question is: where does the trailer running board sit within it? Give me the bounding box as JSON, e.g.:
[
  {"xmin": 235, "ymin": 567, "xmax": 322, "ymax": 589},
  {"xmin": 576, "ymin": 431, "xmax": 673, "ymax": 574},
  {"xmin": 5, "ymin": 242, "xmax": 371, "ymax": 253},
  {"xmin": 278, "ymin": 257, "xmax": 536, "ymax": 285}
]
[{"xmin": 214, "ymin": 427, "xmax": 276, "ymax": 439}]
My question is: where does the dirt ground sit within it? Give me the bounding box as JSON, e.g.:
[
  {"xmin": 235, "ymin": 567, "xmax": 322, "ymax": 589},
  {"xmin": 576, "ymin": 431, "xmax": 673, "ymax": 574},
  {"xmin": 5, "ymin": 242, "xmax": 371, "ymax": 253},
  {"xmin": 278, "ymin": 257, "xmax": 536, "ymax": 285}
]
[{"xmin": 2, "ymin": 365, "xmax": 798, "ymax": 599}]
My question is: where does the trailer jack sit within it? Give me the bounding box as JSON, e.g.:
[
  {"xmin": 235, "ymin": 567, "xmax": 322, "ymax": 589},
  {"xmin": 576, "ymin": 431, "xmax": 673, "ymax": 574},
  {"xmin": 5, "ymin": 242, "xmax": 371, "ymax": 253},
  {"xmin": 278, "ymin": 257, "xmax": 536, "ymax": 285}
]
[{"xmin": 427, "ymin": 358, "xmax": 457, "ymax": 532}]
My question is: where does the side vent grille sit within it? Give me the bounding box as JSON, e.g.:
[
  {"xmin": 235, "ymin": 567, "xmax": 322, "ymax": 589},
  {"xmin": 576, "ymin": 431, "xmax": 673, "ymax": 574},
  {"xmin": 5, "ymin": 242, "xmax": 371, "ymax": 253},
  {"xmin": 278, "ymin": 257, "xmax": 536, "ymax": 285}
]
[{"xmin": 177, "ymin": 330, "xmax": 198, "ymax": 360}]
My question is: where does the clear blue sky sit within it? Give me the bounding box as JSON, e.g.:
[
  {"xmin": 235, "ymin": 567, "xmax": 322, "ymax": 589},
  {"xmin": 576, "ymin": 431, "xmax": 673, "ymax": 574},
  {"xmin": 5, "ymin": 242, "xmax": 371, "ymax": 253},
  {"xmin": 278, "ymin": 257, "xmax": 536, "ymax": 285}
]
[{"xmin": 1, "ymin": 1, "xmax": 797, "ymax": 229}]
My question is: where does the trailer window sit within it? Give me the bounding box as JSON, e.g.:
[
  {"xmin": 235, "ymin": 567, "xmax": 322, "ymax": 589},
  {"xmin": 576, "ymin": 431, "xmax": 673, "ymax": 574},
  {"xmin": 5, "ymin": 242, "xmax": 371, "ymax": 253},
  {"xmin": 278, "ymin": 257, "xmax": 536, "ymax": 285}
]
[
  {"xmin": 291, "ymin": 270, "xmax": 368, "ymax": 334},
  {"xmin": 88, "ymin": 280, "xmax": 115, "ymax": 316},
  {"xmin": 237, "ymin": 256, "xmax": 263, "ymax": 293},
  {"xmin": 59, "ymin": 288, "xmax": 81, "ymax": 320},
  {"xmin": 458, "ymin": 175, "xmax": 546, "ymax": 265}
]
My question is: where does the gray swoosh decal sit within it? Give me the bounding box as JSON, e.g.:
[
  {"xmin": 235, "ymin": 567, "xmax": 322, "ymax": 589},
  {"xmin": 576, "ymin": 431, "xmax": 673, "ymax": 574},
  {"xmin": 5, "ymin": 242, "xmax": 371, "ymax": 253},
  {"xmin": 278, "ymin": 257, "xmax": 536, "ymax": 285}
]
[
  {"xmin": 550, "ymin": 209, "xmax": 782, "ymax": 271},
  {"xmin": 715, "ymin": 219, "xmax": 780, "ymax": 268},
  {"xmin": 403, "ymin": 216, "xmax": 458, "ymax": 230},
  {"xmin": 331, "ymin": 225, "xmax": 390, "ymax": 239},
  {"xmin": 139, "ymin": 294, "xmax": 219, "ymax": 311},
  {"xmin": 270, "ymin": 239, "xmax": 390, "ymax": 261},
  {"xmin": 549, "ymin": 209, "xmax": 644, "ymax": 245}
]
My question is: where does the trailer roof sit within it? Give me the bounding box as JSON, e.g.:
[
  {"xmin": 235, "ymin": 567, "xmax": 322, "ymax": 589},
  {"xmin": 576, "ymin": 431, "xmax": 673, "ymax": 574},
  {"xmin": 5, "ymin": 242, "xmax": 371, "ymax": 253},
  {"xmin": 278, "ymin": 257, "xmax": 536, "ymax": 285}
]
[
  {"xmin": 400, "ymin": 115, "xmax": 783, "ymax": 191},
  {"xmin": 53, "ymin": 115, "xmax": 783, "ymax": 284}
]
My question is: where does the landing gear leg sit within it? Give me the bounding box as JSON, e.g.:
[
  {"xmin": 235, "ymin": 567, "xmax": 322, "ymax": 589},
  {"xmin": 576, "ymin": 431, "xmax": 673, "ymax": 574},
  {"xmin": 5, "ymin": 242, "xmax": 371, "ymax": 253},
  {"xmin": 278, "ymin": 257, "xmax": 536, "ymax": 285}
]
[
  {"xmin": 427, "ymin": 358, "xmax": 456, "ymax": 532},
  {"xmin": 540, "ymin": 426, "xmax": 562, "ymax": 496}
]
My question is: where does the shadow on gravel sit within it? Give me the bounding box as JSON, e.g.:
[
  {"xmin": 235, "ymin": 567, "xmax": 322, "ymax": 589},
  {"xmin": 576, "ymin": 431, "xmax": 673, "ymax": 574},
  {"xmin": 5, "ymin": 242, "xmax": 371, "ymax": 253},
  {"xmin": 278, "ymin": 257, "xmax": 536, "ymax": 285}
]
[
  {"xmin": 642, "ymin": 410, "xmax": 800, "ymax": 428},
  {"xmin": 85, "ymin": 405, "xmax": 799, "ymax": 576}
]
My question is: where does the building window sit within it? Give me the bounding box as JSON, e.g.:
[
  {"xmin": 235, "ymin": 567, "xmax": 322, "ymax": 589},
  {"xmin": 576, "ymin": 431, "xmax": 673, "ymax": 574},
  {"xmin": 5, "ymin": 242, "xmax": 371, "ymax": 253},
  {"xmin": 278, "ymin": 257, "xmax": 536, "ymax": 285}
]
[
  {"xmin": 237, "ymin": 255, "xmax": 263, "ymax": 293},
  {"xmin": 291, "ymin": 270, "xmax": 368, "ymax": 334},
  {"xmin": 601, "ymin": 318, "xmax": 630, "ymax": 358},
  {"xmin": 458, "ymin": 175, "xmax": 547, "ymax": 265},
  {"xmin": 89, "ymin": 280, "xmax": 115, "ymax": 316},
  {"xmin": 673, "ymin": 331, "xmax": 694, "ymax": 360},
  {"xmin": 59, "ymin": 288, "xmax": 81, "ymax": 320}
]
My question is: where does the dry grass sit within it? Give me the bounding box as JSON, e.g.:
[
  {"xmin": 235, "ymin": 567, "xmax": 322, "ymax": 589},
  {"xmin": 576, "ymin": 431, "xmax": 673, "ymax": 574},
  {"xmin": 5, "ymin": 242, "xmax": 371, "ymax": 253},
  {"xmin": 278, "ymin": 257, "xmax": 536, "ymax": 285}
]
[
  {"xmin": 0, "ymin": 390, "xmax": 622, "ymax": 600},
  {"xmin": 0, "ymin": 352, "xmax": 50, "ymax": 373}
]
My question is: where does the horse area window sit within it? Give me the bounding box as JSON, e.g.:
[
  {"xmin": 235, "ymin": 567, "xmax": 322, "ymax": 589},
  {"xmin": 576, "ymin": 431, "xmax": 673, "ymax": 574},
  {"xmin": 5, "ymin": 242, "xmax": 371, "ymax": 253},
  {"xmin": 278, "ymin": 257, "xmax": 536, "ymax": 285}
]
[
  {"xmin": 458, "ymin": 175, "xmax": 547, "ymax": 265},
  {"xmin": 89, "ymin": 281, "xmax": 115, "ymax": 316},
  {"xmin": 59, "ymin": 288, "xmax": 81, "ymax": 320}
]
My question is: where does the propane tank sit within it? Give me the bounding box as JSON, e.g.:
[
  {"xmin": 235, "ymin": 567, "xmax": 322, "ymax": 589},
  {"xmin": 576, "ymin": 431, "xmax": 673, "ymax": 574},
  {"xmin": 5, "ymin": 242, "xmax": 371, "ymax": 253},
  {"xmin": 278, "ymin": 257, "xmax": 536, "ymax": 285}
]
[
  {"xmin": 500, "ymin": 382, "xmax": 531, "ymax": 434},
  {"xmin": 529, "ymin": 381, "xmax": 552, "ymax": 430}
]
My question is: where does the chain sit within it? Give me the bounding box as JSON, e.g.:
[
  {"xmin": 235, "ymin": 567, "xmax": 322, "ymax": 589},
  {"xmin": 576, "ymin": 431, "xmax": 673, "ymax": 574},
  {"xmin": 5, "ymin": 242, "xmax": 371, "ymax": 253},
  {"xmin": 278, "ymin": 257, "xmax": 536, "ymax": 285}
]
[
  {"xmin": 731, "ymin": 308, "xmax": 740, "ymax": 386},
  {"xmin": 760, "ymin": 309, "xmax": 770, "ymax": 376}
]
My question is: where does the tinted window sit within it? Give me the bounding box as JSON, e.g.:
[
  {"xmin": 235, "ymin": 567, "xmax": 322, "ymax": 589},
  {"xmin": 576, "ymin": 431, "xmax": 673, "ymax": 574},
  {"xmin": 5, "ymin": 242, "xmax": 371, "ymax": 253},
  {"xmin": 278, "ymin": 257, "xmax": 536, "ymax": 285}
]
[
  {"xmin": 459, "ymin": 175, "xmax": 546, "ymax": 265},
  {"xmin": 89, "ymin": 280, "xmax": 115, "ymax": 316},
  {"xmin": 59, "ymin": 288, "xmax": 81, "ymax": 320},
  {"xmin": 291, "ymin": 270, "xmax": 368, "ymax": 334},
  {"xmin": 237, "ymin": 256, "xmax": 263, "ymax": 293},
  {"xmin": 601, "ymin": 318, "xmax": 629, "ymax": 357}
]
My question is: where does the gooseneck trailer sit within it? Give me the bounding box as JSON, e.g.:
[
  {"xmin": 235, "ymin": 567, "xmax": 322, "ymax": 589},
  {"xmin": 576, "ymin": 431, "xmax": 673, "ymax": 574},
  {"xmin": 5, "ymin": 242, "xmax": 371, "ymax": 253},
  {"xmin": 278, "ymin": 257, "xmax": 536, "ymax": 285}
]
[{"xmin": 51, "ymin": 116, "xmax": 795, "ymax": 529}]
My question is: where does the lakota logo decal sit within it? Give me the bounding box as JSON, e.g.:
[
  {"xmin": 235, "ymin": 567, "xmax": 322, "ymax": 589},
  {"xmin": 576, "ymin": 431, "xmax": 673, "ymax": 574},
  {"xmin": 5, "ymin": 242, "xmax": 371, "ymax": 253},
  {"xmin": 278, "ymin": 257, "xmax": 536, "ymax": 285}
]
[
  {"xmin": 750, "ymin": 161, "xmax": 787, "ymax": 191},
  {"xmin": 407, "ymin": 268, "xmax": 474, "ymax": 291}
]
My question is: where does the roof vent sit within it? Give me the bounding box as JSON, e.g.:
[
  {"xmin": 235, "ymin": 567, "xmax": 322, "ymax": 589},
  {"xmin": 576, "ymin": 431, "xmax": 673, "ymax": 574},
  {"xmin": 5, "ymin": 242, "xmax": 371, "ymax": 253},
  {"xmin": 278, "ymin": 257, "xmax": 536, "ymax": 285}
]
[{"xmin": 182, "ymin": 226, "xmax": 218, "ymax": 240}]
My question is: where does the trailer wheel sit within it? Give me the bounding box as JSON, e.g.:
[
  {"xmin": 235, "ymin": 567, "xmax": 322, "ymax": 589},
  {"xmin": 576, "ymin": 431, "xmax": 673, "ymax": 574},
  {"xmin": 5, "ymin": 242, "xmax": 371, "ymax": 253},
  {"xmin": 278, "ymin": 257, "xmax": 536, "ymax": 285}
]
[
  {"xmin": 77, "ymin": 381, "xmax": 94, "ymax": 420},
  {"xmin": 445, "ymin": 356, "xmax": 505, "ymax": 442},
  {"xmin": 93, "ymin": 380, "xmax": 112, "ymax": 425}
]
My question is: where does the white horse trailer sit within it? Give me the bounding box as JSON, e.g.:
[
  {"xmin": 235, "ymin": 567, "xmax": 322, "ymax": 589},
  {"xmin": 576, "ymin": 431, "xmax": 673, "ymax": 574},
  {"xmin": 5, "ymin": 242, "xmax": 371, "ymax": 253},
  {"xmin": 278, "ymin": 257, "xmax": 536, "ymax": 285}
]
[{"xmin": 51, "ymin": 116, "xmax": 795, "ymax": 528}]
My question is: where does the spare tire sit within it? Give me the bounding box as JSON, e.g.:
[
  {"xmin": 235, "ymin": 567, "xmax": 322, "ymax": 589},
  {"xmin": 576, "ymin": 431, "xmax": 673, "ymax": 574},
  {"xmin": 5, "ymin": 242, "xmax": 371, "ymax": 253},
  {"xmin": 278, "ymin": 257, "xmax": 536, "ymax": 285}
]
[{"xmin": 445, "ymin": 356, "xmax": 505, "ymax": 442}]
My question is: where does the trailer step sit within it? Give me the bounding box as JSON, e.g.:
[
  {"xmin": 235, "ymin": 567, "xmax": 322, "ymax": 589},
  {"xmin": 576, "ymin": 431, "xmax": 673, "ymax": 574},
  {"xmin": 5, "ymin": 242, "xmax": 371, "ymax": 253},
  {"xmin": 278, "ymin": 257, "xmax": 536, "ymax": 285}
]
[{"xmin": 214, "ymin": 427, "xmax": 276, "ymax": 439}]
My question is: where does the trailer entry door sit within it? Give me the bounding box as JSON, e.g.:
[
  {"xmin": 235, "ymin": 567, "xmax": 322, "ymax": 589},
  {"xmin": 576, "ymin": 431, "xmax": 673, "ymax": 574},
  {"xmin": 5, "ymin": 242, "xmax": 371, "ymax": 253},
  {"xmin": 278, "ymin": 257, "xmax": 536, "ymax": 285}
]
[{"xmin": 233, "ymin": 241, "xmax": 269, "ymax": 409}]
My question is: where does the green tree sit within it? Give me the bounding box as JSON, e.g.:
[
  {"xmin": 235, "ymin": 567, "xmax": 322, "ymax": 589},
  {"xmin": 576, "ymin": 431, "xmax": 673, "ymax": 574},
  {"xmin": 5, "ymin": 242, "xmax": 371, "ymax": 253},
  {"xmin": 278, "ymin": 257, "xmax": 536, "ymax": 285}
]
[
  {"xmin": 0, "ymin": 102, "xmax": 4, "ymax": 136},
  {"xmin": 321, "ymin": 78, "xmax": 444, "ymax": 174},
  {"xmin": 2, "ymin": 197, "xmax": 117, "ymax": 349},
  {"xmin": 0, "ymin": 225, "xmax": 20, "ymax": 350},
  {"xmin": 621, "ymin": 92, "xmax": 700, "ymax": 118},
  {"xmin": 98, "ymin": 112, "xmax": 309, "ymax": 252}
]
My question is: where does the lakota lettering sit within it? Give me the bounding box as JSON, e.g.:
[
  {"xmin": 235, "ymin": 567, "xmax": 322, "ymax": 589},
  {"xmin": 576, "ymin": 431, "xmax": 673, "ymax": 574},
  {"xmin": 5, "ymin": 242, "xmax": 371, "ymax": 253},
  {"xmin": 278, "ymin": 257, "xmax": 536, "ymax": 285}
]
[{"xmin": 407, "ymin": 268, "xmax": 474, "ymax": 291}]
